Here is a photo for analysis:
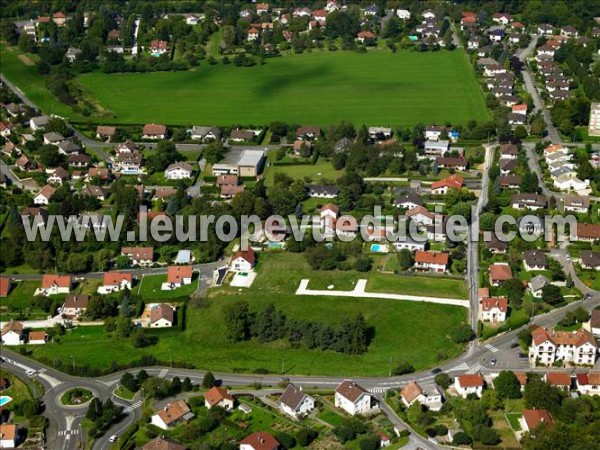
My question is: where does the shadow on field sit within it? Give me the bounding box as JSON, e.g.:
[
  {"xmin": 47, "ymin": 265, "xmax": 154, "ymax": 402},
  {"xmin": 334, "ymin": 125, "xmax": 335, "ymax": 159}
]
[{"xmin": 254, "ymin": 63, "xmax": 331, "ymax": 98}]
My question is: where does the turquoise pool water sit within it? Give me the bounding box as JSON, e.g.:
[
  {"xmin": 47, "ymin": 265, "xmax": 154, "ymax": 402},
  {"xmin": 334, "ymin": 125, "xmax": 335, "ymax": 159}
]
[
  {"xmin": 267, "ymin": 242, "xmax": 284, "ymax": 249},
  {"xmin": 370, "ymin": 243, "xmax": 387, "ymax": 253},
  {"xmin": 0, "ymin": 396, "xmax": 13, "ymax": 407}
]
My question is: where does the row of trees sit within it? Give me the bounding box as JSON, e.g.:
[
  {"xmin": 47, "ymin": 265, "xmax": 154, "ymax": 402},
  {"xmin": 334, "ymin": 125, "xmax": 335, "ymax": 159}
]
[{"xmin": 222, "ymin": 301, "xmax": 371, "ymax": 355}]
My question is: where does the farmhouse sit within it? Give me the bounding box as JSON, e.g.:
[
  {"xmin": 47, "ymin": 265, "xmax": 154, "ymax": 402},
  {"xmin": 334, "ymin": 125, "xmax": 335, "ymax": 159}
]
[
  {"xmin": 1, "ymin": 320, "xmax": 24, "ymax": 346},
  {"xmin": 478, "ymin": 297, "xmax": 508, "ymax": 323},
  {"xmin": 205, "ymin": 386, "xmax": 235, "ymax": 410},
  {"xmin": 163, "ymin": 265, "xmax": 193, "ymax": 290},
  {"xmin": 61, "ymin": 294, "xmax": 90, "ymax": 319},
  {"xmin": 523, "ymin": 250, "xmax": 548, "ymax": 271},
  {"xmin": 529, "ymin": 326, "xmax": 597, "ymax": 366},
  {"xmin": 413, "ymin": 251, "xmax": 449, "ymax": 273},
  {"xmin": 98, "ymin": 272, "xmax": 133, "ymax": 295},
  {"xmin": 400, "ymin": 381, "xmax": 443, "ymax": 411},
  {"xmin": 278, "ymin": 383, "xmax": 316, "ymax": 419},
  {"xmin": 239, "ymin": 432, "xmax": 280, "ymax": 450},
  {"xmin": 165, "ymin": 162, "xmax": 193, "ymax": 180},
  {"xmin": 121, "ymin": 247, "xmax": 154, "ymax": 265},
  {"xmin": 455, "ymin": 374, "xmax": 484, "ymax": 398},
  {"xmin": 142, "ymin": 123, "xmax": 168, "ymax": 139},
  {"xmin": 489, "ymin": 263, "xmax": 512, "ymax": 286},
  {"xmin": 151, "ymin": 400, "xmax": 194, "ymax": 430},
  {"xmin": 149, "ymin": 303, "xmax": 175, "ymax": 328},
  {"xmin": 36, "ymin": 274, "xmax": 72, "ymax": 296},
  {"xmin": 334, "ymin": 380, "xmax": 376, "ymax": 416},
  {"xmin": 231, "ymin": 248, "xmax": 256, "ymax": 272}
]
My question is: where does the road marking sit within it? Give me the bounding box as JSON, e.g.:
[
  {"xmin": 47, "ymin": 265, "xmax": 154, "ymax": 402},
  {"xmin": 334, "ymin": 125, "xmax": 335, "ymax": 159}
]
[
  {"xmin": 58, "ymin": 430, "xmax": 80, "ymax": 436},
  {"xmin": 158, "ymin": 369, "xmax": 168, "ymax": 378},
  {"xmin": 123, "ymin": 400, "xmax": 142, "ymax": 413},
  {"xmin": 485, "ymin": 344, "xmax": 499, "ymax": 353},
  {"xmin": 368, "ymin": 387, "xmax": 388, "ymax": 395},
  {"xmin": 467, "ymin": 363, "xmax": 483, "ymax": 374},
  {"xmin": 451, "ymin": 363, "xmax": 470, "ymax": 372},
  {"xmin": 38, "ymin": 368, "xmax": 47, "ymax": 373}
]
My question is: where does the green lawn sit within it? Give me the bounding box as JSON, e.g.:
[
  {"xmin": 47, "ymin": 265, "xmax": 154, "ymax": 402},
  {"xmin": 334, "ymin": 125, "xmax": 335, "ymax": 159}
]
[
  {"xmin": 30, "ymin": 253, "xmax": 467, "ymax": 376},
  {"xmin": 317, "ymin": 408, "xmax": 345, "ymax": 427},
  {"xmin": 264, "ymin": 159, "xmax": 345, "ymax": 186},
  {"xmin": 137, "ymin": 273, "xmax": 198, "ymax": 300},
  {"xmin": 0, "ymin": 47, "xmax": 489, "ymax": 127},
  {"xmin": 0, "ymin": 281, "xmax": 51, "ymax": 320},
  {"xmin": 367, "ymin": 273, "xmax": 468, "ymax": 299}
]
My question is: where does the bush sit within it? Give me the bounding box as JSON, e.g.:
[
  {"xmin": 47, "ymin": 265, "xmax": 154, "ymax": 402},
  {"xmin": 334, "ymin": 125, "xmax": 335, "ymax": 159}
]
[
  {"xmin": 275, "ymin": 431, "xmax": 296, "ymax": 449},
  {"xmin": 453, "ymin": 431, "xmax": 473, "ymax": 446},
  {"xmin": 393, "ymin": 361, "xmax": 415, "ymax": 375},
  {"xmin": 296, "ymin": 428, "xmax": 318, "ymax": 447},
  {"xmin": 359, "ymin": 434, "xmax": 380, "ymax": 450},
  {"xmin": 425, "ymin": 427, "xmax": 437, "ymax": 437},
  {"xmin": 435, "ymin": 424, "xmax": 448, "ymax": 436},
  {"xmin": 435, "ymin": 373, "xmax": 452, "ymax": 389},
  {"xmin": 450, "ymin": 324, "xmax": 475, "ymax": 343}
]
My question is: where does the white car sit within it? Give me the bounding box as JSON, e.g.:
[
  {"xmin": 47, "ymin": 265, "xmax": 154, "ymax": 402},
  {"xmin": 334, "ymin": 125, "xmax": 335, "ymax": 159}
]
[
  {"xmin": 25, "ymin": 369, "xmax": 35, "ymax": 377},
  {"xmin": 109, "ymin": 435, "xmax": 118, "ymax": 443}
]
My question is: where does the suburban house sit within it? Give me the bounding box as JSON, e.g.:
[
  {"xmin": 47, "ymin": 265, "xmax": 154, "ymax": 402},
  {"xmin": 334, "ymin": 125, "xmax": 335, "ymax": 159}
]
[
  {"xmin": 486, "ymin": 234, "xmax": 508, "ymax": 254},
  {"xmin": 529, "ymin": 326, "xmax": 598, "ymax": 366},
  {"xmin": 278, "ymin": 383, "xmax": 316, "ymax": 419},
  {"xmin": 571, "ymin": 223, "xmax": 600, "ymax": 242},
  {"xmin": 0, "ymin": 278, "xmax": 12, "ymax": 297},
  {"xmin": 165, "ymin": 162, "xmax": 193, "ymax": 180},
  {"xmin": 98, "ymin": 272, "xmax": 133, "ymax": 295},
  {"xmin": 230, "ymin": 248, "xmax": 256, "ymax": 272},
  {"xmin": 121, "ymin": 247, "xmax": 154, "ymax": 266},
  {"xmin": 163, "ymin": 265, "xmax": 193, "ymax": 290},
  {"xmin": 296, "ymin": 126, "xmax": 321, "ymax": 141},
  {"xmin": 142, "ymin": 436, "xmax": 187, "ymax": 450},
  {"xmin": 149, "ymin": 304, "xmax": 175, "ymax": 328},
  {"xmin": 528, "ymin": 274, "xmax": 550, "ymax": 298},
  {"xmin": 142, "ymin": 123, "xmax": 168, "ymax": 139},
  {"xmin": 1, "ymin": 320, "xmax": 24, "ymax": 346},
  {"xmin": 307, "ymin": 184, "xmax": 338, "ymax": 199},
  {"xmin": 393, "ymin": 193, "xmax": 423, "ymax": 210},
  {"xmin": 368, "ymin": 127, "xmax": 392, "ymax": 140},
  {"xmin": 96, "ymin": 126, "xmax": 117, "ymax": 141},
  {"xmin": 28, "ymin": 330, "xmax": 48, "ymax": 345},
  {"xmin": 320, "ymin": 203, "xmax": 339, "ymax": 234},
  {"xmin": 436, "ymin": 157, "xmax": 467, "ymax": 171},
  {"xmin": 230, "ymin": 129, "xmax": 256, "ymax": 142},
  {"xmin": 575, "ymin": 372, "xmax": 600, "ymax": 396},
  {"xmin": 520, "ymin": 409, "xmax": 554, "ymax": 434},
  {"xmin": 523, "ymin": 250, "xmax": 548, "ymax": 271},
  {"xmin": 413, "ymin": 251, "xmax": 449, "ymax": 273},
  {"xmin": 150, "ymin": 400, "xmax": 194, "ymax": 430},
  {"xmin": 150, "ymin": 39, "xmax": 168, "ymax": 55},
  {"xmin": 544, "ymin": 372, "xmax": 572, "ymax": 391},
  {"xmin": 500, "ymin": 175, "xmax": 522, "ymax": 190},
  {"xmin": 511, "ymin": 194, "xmax": 547, "ymax": 210},
  {"xmin": 204, "ymin": 386, "xmax": 235, "ymax": 410},
  {"xmin": 478, "ymin": 297, "xmax": 508, "ymax": 324},
  {"xmin": 583, "ymin": 310, "xmax": 600, "ymax": 337},
  {"xmin": 454, "ymin": 374, "xmax": 484, "ymax": 398},
  {"xmin": 334, "ymin": 380, "xmax": 377, "ymax": 416},
  {"xmin": 489, "ymin": 263, "xmax": 512, "ymax": 286},
  {"xmin": 239, "ymin": 432, "xmax": 280, "ymax": 450},
  {"xmin": 190, "ymin": 126, "xmax": 221, "ymax": 141},
  {"xmin": 424, "ymin": 140, "xmax": 449, "ymax": 157},
  {"xmin": 30, "ymin": 115, "xmax": 49, "ymax": 130},
  {"xmin": 581, "ymin": 251, "xmax": 600, "ymax": 270},
  {"xmin": 431, "ymin": 175, "xmax": 464, "ymax": 195},
  {"xmin": 34, "ymin": 184, "xmax": 56, "ymax": 205},
  {"xmin": 407, "ymin": 205, "xmax": 437, "ymax": 227},
  {"xmin": 60, "ymin": 294, "xmax": 90, "ymax": 319},
  {"xmin": 43, "ymin": 131, "xmax": 64, "ymax": 145},
  {"xmin": 400, "ymin": 381, "xmax": 443, "ymax": 411},
  {"xmin": 563, "ymin": 195, "xmax": 590, "ymax": 213},
  {"xmin": 0, "ymin": 424, "xmax": 17, "ymax": 448},
  {"xmin": 356, "ymin": 30, "xmax": 376, "ymax": 43},
  {"xmin": 36, "ymin": 274, "xmax": 72, "ymax": 296}
]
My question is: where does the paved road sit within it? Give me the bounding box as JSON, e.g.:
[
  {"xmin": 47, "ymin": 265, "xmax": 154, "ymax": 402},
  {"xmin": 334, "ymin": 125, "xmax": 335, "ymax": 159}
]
[{"xmin": 0, "ymin": 159, "xmax": 23, "ymax": 188}]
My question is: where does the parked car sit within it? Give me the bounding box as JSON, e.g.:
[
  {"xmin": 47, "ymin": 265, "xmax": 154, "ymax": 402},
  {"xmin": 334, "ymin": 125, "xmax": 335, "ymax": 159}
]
[{"xmin": 109, "ymin": 435, "xmax": 118, "ymax": 443}]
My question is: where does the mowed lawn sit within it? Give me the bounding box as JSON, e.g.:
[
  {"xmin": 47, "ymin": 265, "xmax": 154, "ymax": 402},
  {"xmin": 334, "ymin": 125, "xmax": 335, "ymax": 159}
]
[
  {"xmin": 137, "ymin": 273, "xmax": 199, "ymax": 300},
  {"xmin": 73, "ymin": 49, "xmax": 488, "ymax": 126},
  {"xmin": 31, "ymin": 254, "xmax": 467, "ymax": 376}
]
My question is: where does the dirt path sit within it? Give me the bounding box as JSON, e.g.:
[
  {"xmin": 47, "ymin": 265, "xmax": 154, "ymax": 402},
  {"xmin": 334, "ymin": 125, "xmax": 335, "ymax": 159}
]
[{"xmin": 18, "ymin": 54, "xmax": 34, "ymax": 66}]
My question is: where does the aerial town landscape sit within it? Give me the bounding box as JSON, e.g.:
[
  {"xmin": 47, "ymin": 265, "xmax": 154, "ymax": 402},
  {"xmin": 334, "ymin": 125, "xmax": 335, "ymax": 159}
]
[{"xmin": 0, "ymin": 1, "xmax": 600, "ymax": 449}]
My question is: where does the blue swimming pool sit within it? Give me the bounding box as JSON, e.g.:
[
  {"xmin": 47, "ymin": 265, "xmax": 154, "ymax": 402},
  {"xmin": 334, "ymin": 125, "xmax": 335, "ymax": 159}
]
[
  {"xmin": 371, "ymin": 243, "xmax": 388, "ymax": 253},
  {"xmin": 0, "ymin": 396, "xmax": 13, "ymax": 407}
]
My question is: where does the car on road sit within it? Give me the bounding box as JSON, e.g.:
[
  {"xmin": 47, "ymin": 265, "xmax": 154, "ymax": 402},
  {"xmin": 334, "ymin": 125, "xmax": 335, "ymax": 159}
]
[
  {"xmin": 431, "ymin": 368, "xmax": 442, "ymax": 375},
  {"xmin": 510, "ymin": 342, "xmax": 519, "ymax": 349},
  {"xmin": 25, "ymin": 369, "xmax": 35, "ymax": 377},
  {"xmin": 518, "ymin": 352, "xmax": 527, "ymax": 359},
  {"xmin": 109, "ymin": 435, "xmax": 118, "ymax": 443},
  {"xmin": 490, "ymin": 358, "xmax": 497, "ymax": 366}
]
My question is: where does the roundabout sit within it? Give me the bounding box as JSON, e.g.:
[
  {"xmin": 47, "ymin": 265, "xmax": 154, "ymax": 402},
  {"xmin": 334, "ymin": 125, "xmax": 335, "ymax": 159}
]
[{"xmin": 57, "ymin": 387, "xmax": 95, "ymax": 408}]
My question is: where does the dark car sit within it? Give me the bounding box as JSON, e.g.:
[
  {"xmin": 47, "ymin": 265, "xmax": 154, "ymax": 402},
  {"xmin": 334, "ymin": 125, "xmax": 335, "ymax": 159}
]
[
  {"xmin": 510, "ymin": 342, "xmax": 519, "ymax": 349},
  {"xmin": 431, "ymin": 368, "xmax": 442, "ymax": 375}
]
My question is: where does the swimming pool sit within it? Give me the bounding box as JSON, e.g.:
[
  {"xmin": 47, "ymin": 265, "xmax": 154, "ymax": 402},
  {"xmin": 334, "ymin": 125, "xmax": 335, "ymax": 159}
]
[
  {"xmin": 267, "ymin": 241, "xmax": 285, "ymax": 250},
  {"xmin": 0, "ymin": 396, "xmax": 13, "ymax": 407},
  {"xmin": 370, "ymin": 243, "xmax": 389, "ymax": 253}
]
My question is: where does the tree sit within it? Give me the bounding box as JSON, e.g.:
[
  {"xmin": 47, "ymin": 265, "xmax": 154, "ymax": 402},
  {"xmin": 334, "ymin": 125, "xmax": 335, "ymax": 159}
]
[
  {"xmin": 393, "ymin": 361, "xmax": 415, "ymax": 375},
  {"xmin": 435, "ymin": 373, "xmax": 452, "ymax": 389},
  {"xmin": 453, "ymin": 431, "xmax": 472, "ymax": 446},
  {"xmin": 86, "ymin": 397, "xmax": 102, "ymax": 421},
  {"xmin": 542, "ymin": 284, "xmax": 564, "ymax": 305},
  {"xmin": 39, "ymin": 144, "xmax": 64, "ymax": 167},
  {"xmin": 202, "ymin": 371, "xmax": 216, "ymax": 388},
  {"xmin": 520, "ymin": 172, "xmax": 539, "ymax": 193},
  {"xmin": 494, "ymin": 370, "xmax": 522, "ymax": 399},
  {"xmin": 354, "ymin": 256, "xmax": 372, "ymax": 272},
  {"xmin": 504, "ymin": 278, "xmax": 525, "ymax": 309},
  {"xmin": 120, "ymin": 372, "xmax": 139, "ymax": 393},
  {"xmin": 514, "ymin": 125, "xmax": 528, "ymax": 139},
  {"xmin": 450, "ymin": 324, "xmax": 475, "ymax": 343},
  {"xmin": 397, "ymin": 249, "xmax": 414, "ymax": 270},
  {"xmin": 274, "ymin": 432, "xmax": 296, "ymax": 450},
  {"xmin": 203, "ymin": 141, "xmax": 225, "ymax": 164},
  {"xmin": 359, "ymin": 434, "xmax": 380, "ymax": 450},
  {"xmin": 297, "ymin": 428, "xmax": 318, "ymax": 447},
  {"xmin": 518, "ymin": 328, "xmax": 532, "ymax": 347},
  {"xmin": 524, "ymin": 376, "xmax": 565, "ymax": 414},
  {"xmin": 222, "ymin": 301, "xmax": 251, "ymax": 342},
  {"xmin": 146, "ymin": 141, "xmax": 181, "ymax": 172}
]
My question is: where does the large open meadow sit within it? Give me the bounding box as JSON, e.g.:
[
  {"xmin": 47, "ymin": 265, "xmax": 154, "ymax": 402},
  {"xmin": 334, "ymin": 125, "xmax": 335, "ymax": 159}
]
[
  {"xmin": 1, "ymin": 44, "xmax": 489, "ymax": 127},
  {"xmin": 30, "ymin": 253, "xmax": 468, "ymax": 376}
]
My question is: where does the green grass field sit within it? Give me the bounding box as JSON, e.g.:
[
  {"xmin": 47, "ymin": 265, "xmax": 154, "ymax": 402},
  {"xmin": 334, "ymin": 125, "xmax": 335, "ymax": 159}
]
[
  {"xmin": 137, "ymin": 273, "xmax": 198, "ymax": 300},
  {"xmin": 30, "ymin": 253, "xmax": 467, "ymax": 376},
  {"xmin": 1, "ymin": 44, "xmax": 488, "ymax": 127},
  {"xmin": 264, "ymin": 159, "xmax": 345, "ymax": 186}
]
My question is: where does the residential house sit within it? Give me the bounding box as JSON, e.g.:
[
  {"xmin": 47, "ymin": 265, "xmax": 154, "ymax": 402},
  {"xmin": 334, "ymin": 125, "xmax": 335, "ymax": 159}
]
[
  {"xmin": 278, "ymin": 383, "xmax": 316, "ymax": 419},
  {"xmin": 479, "ymin": 297, "xmax": 508, "ymax": 323},
  {"xmin": 571, "ymin": 223, "xmax": 600, "ymax": 242},
  {"xmin": 121, "ymin": 247, "xmax": 154, "ymax": 266},
  {"xmin": 79, "ymin": 185, "xmax": 107, "ymax": 201},
  {"xmin": 247, "ymin": 27, "xmax": 260, "ymax": 41},
  {"xmin": 151, "ymin": 400, "xmax": 194, "ymax": 430},
  {"xmin": 47, "ymin": 167, "xmax": 69, "ymax": 185},
  {"xmin": 65, "ymin": 47, "xmax": 81, "ymax": 62},
  {"xmin": 30, "ymin": 115, "xmax": 49, "ymax": 130},
  {"xmin": 368, "ymin": 127, "xmax": 392, "ymax": 140},
  {"xmin": 307, "ymin": 184, "xmax": 338, "ymax": 199},
  {"xmin": 0, "ymin": 278, "xmax": 12, "ymax": 297},
  {"xmin": 1, "ymin": 320, "xmax": 24, "ymax": 346},
  {"xmin": 142, "ymin": 436, "xmax": 187, "ymax": 450},
  {"xmin": 431, "ymin": 175, "xmax": 464, "ymax": 195},
  {"xmin": 393, "ymin": 193, "xmax": 424, "ymax": 210},
  {"xmin": 529, "ymin": 274, "xmax": 550, "ymax": 298},
  {"xmin": 231, "ymin": 248, "xmax": 256, "ymax": 272},
  {"xmin": 239, "ymin": 432, "xmax": 280, "ymax": 450},
  {"xmin": 486, "ymin": 234, "xmax": 508, "ymax": 253},
  {"xmin": 334, "ymin": 380, "xmax": 376, "ymax": 416},
  {"xmin": 583, "ymin": 310, "xmax": 600, "ymax": 337},
  {"xmin": 150, "ymin": 303, "xmax": 175, "ymax": 328},
  {"xmin": 523, "ymin": 250, "xmax": 548, "ymax": 271},
  {"xmin": 424, "ymin": 140, "xmax": 449, "ymax": 157},
  {"xmin": 0, "ymin": 424, "xmax": 17, "ymax": 448},
  {"xmin": 492, "ymin": 13, "xmax": 512, "ymax": 25},
  {"xmin": 190, "ymin": 126, "xmax": 221, "ymax": 141},
  {"xmin": 61, "ymin": 294, "xmax": 90, "ymax": 318},
  {"xmin": 96, "ymin": 126, "xmax": 117, "ymax": 141},
  {"xmin": 142, "ymin": 123, "xmax": 167, "ymax": 139},
  {"xmin": 15, "ymin": 155, "xmax": 37, "ymax": 172},
  {"xmin": 37, "ymin": 274, "xmax": 72, "ymax": 296},
  {"xmin": 563, "ymin": 195, "xmax": 590, "ymax": 213},
  {"xmin": 455, "ymin": 374, "xmax": 484, "ymax": 398},
  {"xmin": 397, "ymin": 9, "xmax": 411, "ymax": 19},
  {"xmin": 413, "ymin": 251, "xmax": 449, "ymax": 273},
  {"xmin": 576, "ymin": 372, "xmax": 600, "ymax": 396},
  {"xmin": 489, "ymin": 263, "xmax": 512, "ymax": 286},
  {"xmin": 28, "ymin": 331, "xmax": 47, "ymax": 345},
  {"xmin": 545, "ymin": 372, "xmax": 572, "ymax": 391},
  {"xmin": 511, "ymin": 193, "xmax": 547, "ymax": 211},
  {"xmin": 53, "ymin": 11, "xmax": 67, "ymax": 25},
  {"xmin": 581, "ymin": 251, "xmax": 600, "ymax": 271},
  {"xmin": 529, "ymin": 326, "xmax": 597, "ymax": 366},
  {"xmin": 165, "ymin": 162, "xmax": 193, "ymax": 180},
  {"xmin": 163, "ymin": 265, "xmax": 193, "ymax": 290},
  {"xmin": 97, "ymin": 272, "xmax": 133, "ymax": 295},
  {"xmin": 296, "ymin": 126, "xmax": 321, "ymax": 141},
  {"xmin": 34, "ymin": 184, "xmax": 57, "ymax": 205},
  {"xmin": 435, "ymin": 157, "xmax": 467, "ymax": 171},
  {"xmin": 204, "ymin": 386, "xmax": 234, "ymax": 411},
  {"xmin": 499, "ymin": 144, "xmax": 518, "ymax": 159},
  {"xmin": 150, "ymin": 40, "xmax": 168, "ymax": 55},
  {"xmin": 520, "ymin": 409, "xmax": 554, "ymax": 434},
  {"xmin": 400, "ymin": 381, "xmax": 443, "ymax": 411},
  {"xmin": 68, "ymin": 153, "xmax": 91, "ymax": 168},
  {"xmin": 406, "ymin": 205, "xmax": 437, "ymax": 227}
]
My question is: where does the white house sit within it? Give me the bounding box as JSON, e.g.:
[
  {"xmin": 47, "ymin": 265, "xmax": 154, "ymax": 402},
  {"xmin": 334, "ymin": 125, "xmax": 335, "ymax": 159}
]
[
  {"xmin": 1, "ymin": 320, "xmax": 24, "ymax": 346},
  {"xmin": 230, "ymin": 248, "xmax": 256, "ymax": 272},
  {"xmin": 60, "ymin": 294, "xmax": 90, "ymax": 319},
  {"xmin": 28, "ymin": 331, "xmax": 47, "ymax": 345},
  {"xmin": 320, "ymin": 203, "xmax": 339, "ymax": 234},
  {"xmin": 204, "ymin": 386, "xmax": 235, "ymax": 410},
  {"xmin": 121, "ymin": 247, "xmax": 154, "ymax": 266},
  {"xmin": 29, "ymin": 115, "xmax": 49, "ymax": 131},
  {"xmin": 36, "ymin": 274, "xmax": 72, "ymax": 296},
  {"xmin": 400, "ymin": 381, "xmax": 443, "ymax": 411},
  {"xmin": 34, "ymin": 185, "xmax": 56, "ymax": 205},
  {"xmin": 529, "ymin": 326, "xmax": 598, "ymax": 367},
  {"xmin": 334, "ymin": 380, "xmax": 377, "ymax": 416},
  {"xmin": 523, "ymin": 250, "xmax": 548, "ymax": 271},
  {"xmin": 97, "ymin": 272, "xmax": 133, "ymax": 295},
  {"xmin": 0, "ymin": 424, "xmax": 17, "ymax": 449},
  {"xmin": 413, "ymin": 251, "xmax": 449, "ymax": 273},
  {"xmin": 478, "ymin": 297, "xmax": 508, "ymax": 323},
  {"xmin": 279, "ymin": 383, "xmax": 316, "ymax": 419},
  {"xmin": 165, "ymin": 162, "xmax": 193, "ymax": 180},
  {"xmin": 149, "ymin": 303, "xmax": 175, "ymax": 328},
  {"xmin": 454, "ymin": 374, "xmax": 484, "ymax": 398},
  {"xmin": 396, "ymin": 9, "xmax": 410, "ymax": 19},
  {"xmin": 576, "ymin": 372, "xmax": 600, "ymax": 396},
  {"xmin": 150, "ymin": 400, "xmax": 194, "ymax": 430},
  {"xmin": 162, "ymin": 265, "xmax": 193, "ymax": 290}
]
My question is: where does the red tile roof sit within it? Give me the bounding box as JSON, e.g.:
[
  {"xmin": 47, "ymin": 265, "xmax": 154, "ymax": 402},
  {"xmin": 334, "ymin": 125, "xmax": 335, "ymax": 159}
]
[
  {"xmin": 204, "ymin": 386, "xmax": 234, "ymax": 407},
  {"xmin": 522, "ymin": 409, "xmax": 553, "ymax": 431},
  {"xmin": 143, "ymin": 123, "xmax": 167, "ymax": 136},
  {"xmin": 41, "ymin": 274, "xmax": 71, "ymax": 289},
  {"xmin": 489, "ymin": 263, "xmax": 512, "ymax": 281},
  {"xmin": 414, "ymin": 251, "xmax": 449, "ymax": 265},
  {"xmin": 457, "ymin": 374, "xmax": 484, "ymax": 388},
  {"xmin": 431, "ymin": 175, "xmax": 464, "ymax": 191},
  {"xmin": 167, "ymin": 265, "xmax": 193, "ymax": 284},
  {"xmin": 239, "ymin": 432, "xmax": 279, "ymax": 450},
  {"xmin": 545, "ymin": 372, "xmax": 571, "ymax": 386},
  {"xmin": 531, "ymin": 326, "xmax": 597, "ymax": 347},
  {"xmin": 401, "ymin": 381, "xmax": 423, "ymax": 403},
  {"xmin": 480, "ymin": 297, "xmax": 508, "ymax": 312},
  {"xmin": 232, "ymin": 248, "xmax": 256, "ymax": 265},
  {"xmin": 103, "ymin": 271, "xmax": 132, "ymax": 286},
  {"xmin": 0, "ymin": 277, "xmax": 10, "ymax": 297},
  {"xmin": 150, "ymin": 303, "xmax": 174, "ymax": 324}
]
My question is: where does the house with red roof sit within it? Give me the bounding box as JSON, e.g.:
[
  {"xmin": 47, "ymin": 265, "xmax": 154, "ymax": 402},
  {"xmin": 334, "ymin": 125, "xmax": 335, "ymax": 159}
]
[
  {"xmin": 575, "ymin": 372, "xmax": 600, "ymax": 396},
  {"xmin": 520, "ymin": 409, "xmax": 554, "ymax": 434},
  {"xmin": 334, "ymin": 380, "xmax": 377, "ymax": 415},
  {"xmin": 162, "ymin": 266, "xmax": 193, "ymax": 290},
  {"xmin": 149, "ymin": 303, "xmax": 175, "ymax": 328},
  {"xmin": 205, "ymin": 386, "xmax": 235, "ymax": 410},
  {"xmin": 121, "ymin": 247, "xmax": 154, "ymax": 266},
  {"xmin": 35, "ymin": 274, "xmax": 72, "ymax": 296},
  {"xmin": 231, "ymin": 248, "xmax": 256, "ymax": 272},
  {"xmin": 60, "ymin": 294, "xmax": 90, "ymax": 319},
  {"xmin": 413, "ymin": 251, "xmax": 449, "ymax": 273},
  {"xmin": 454, "ymin": 374, "xmax": 484, "ymax": 398},
  {"xmin": 478, "ymin": 297, "xmax": 508, "ymax": 323},
  {"xmin": 489, "ymin": 263, "xmax": 513, "ymax": 286},
  {"xmin": 142, "ymin": 123, "xmax": 167, "ymax": 139},
  {"xmin": 356, "ymin": 30, "xmax": 376, "ymax": 43},
  {"xmin": 431, "ymin": 175, "xmax": 464, "ymax": 195},
  {"xmin": 0, "ymin": 277, "xmax": 12, "ymax": 297},
  {"xmin": 239, "ymin": 431, "xmax": 280, "ymax": 450},
  {"xmin": 98, "ymin": 272, "xmax": 133, "ymax": 295},
  {"xmin": 529, "ymin": 326, "xmax": 597, "ymax": 367}
]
